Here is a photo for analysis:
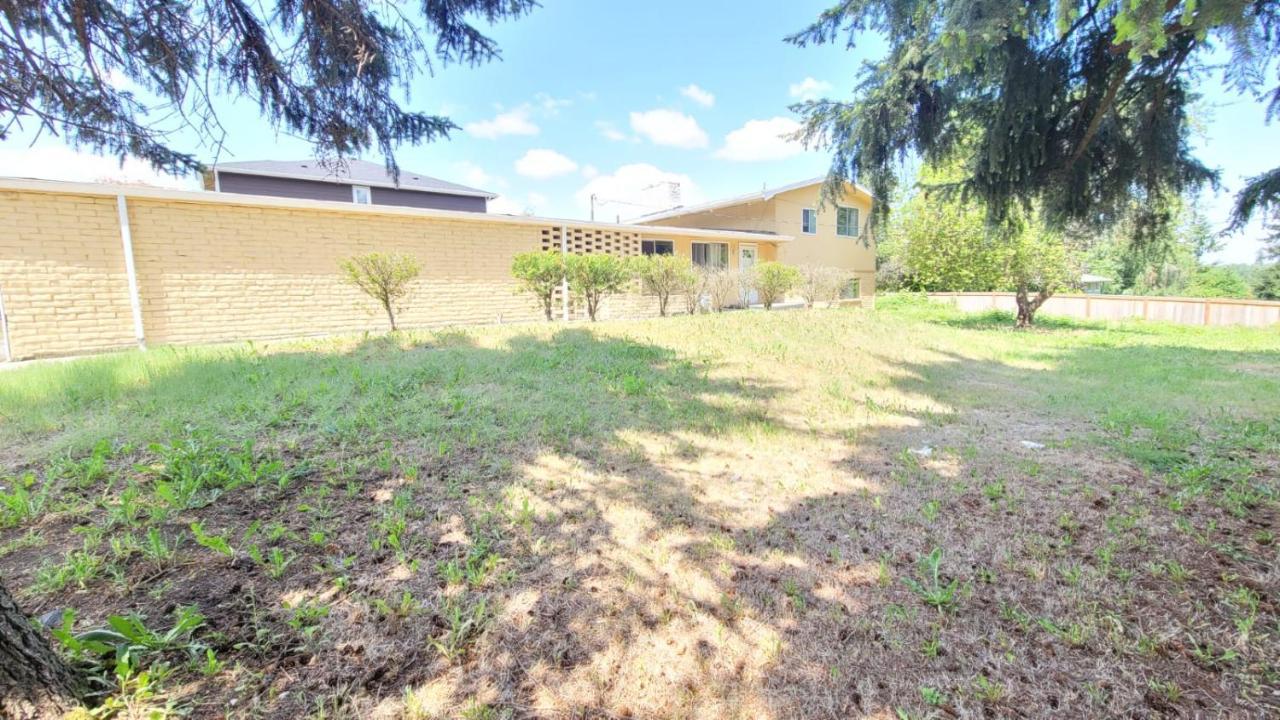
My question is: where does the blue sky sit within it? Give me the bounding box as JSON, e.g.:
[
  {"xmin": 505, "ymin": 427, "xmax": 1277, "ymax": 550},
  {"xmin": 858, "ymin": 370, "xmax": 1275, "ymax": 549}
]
[{"xmin": 0, "ymin": 0, "xmax": 1271, "ymax": 262}]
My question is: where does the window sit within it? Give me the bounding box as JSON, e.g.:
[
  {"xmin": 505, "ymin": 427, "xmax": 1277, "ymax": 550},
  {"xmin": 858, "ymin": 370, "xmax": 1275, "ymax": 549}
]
[
  {"xmin": 691, "ymin": 242, "xmax": 729, "ymax": 269},
  {"xmin": 641, "ymin": 240, "xmax": 674, "ymax": 256},
  {"xmin": 352, "ymin": 185, "xmax": 372, "ymax": 204},
  {"xmin": 837, "ymin": 206, "xmax": 859, "ymax": 237},
  {"xmin": 801, "ymin": 208, "xmax": 817, "ymax": 234}
]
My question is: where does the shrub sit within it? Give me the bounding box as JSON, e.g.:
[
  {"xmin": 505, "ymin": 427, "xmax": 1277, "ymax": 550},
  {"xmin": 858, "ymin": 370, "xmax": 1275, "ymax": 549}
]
[
  {"xmin": 340, "ymin": 252, "xmax": 422, "ymax": 331},
  {"xmin": 700, "ymin": 267, "xmax": 743, "ymax": 312},
  {"xmin": 632, "ymin": 255, "xmax": 696, "ymax": 317},
  {"xmin": 677, "ymin": 264, "xmax": 704, "ymax": 315},
  {"xmin": 750, "ymin": 262, "xmax": 802, "ymax": 309},
  {"xmin": 511, "ymin": 251, "xmax": 566, "ymax": 320},
  {"xmin": 565, "ymin": 254, "xmax": 633, "ymax": 321},
  {"xmin": 797, "ymin": 266, "xmax": 852, "ymax": 308}
]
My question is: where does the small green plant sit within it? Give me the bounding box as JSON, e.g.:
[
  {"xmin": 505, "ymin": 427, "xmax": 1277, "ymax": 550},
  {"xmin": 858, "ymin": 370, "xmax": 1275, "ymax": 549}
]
[
  {"xmin": 340, "ymin": 252, "xmax": 423, "ymax": 331},
  {"xmin": 430, "ymin": 595, "xmax": 490, "ymax": 661},
  {"xmin": 564, "ymin": 253, "xmax": 634, "ymax": 321},
  {"xmin": 190, "ymin": 522, "xmax": 234, "ymax": 556},
  {"xmin": 0, "ymin": 473, "xmax": 49, "ymax": 528},
  {"xmin": 920, "ymin": 686, "xmax": 947, "ymax": 706},
  {"xmin": 511, "ymin": 250, "xmax": 566, "ymax": 320},
  {"xmin": 264, "ymin": 547, "xmax": 296, "ymax": 579},
  {"xmin": 142, "ymin": 527, "xmax": 179, "ymax": 566},
  {"xmin": 902, "ymin": 547, "xmax": 964, "ymax": 612}
]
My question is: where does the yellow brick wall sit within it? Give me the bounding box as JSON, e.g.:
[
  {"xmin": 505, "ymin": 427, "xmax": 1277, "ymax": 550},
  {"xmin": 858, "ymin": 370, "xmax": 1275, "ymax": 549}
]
[
  {"xmin": 0, "ymin": 191, "xmax": 138, "ymax": 358},
  {"xmin": 123, "ymin": 198, "xmax": 549, "ymax": 345},
  {"xmin": 0, "ymin": 186, "xmax": 789, "ymax": 359}
]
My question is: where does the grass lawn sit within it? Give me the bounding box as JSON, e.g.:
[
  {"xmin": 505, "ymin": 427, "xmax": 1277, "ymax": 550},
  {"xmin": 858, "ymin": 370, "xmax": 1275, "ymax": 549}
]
[{"xmin": 1, "ymin": 294, "xmax": 1277, "ymax": 719}]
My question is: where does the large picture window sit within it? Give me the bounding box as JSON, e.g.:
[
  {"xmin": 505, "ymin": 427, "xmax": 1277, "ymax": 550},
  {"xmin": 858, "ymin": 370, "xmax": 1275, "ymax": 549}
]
[
  {"xmin": 641, "ymin": 240, "xmax": 674, "ymax": 255},
  {"xmin": 837, "ymin": 206, "xmax": 859, "ymax": 237},
  {"xmin": 691, "ymin": 242, "xmax": 729, "ymax": 269}
]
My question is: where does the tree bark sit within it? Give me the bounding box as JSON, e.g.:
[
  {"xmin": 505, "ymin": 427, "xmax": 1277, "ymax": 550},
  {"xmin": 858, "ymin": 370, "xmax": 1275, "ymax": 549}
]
[
  {"xmin": 1014, "ymin": 284, "xmax": 1052, "ymax": 328},
  {"xmin": 382, "ymin": 300, "xmax": 397, "ymax": 331},
  {"xmin": 0, "ymin": 581, "xmax": 83, "ymax": 719}
]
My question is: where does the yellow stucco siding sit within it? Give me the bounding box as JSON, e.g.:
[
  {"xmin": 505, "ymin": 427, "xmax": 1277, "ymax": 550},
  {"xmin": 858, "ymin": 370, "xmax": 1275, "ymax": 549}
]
[
  {"xmin": 637, "ymin": 181, "xmax": 876, "ymax": 301},
  {"xmin": 769, "ymin": 186, "xmax": 875, "ymax": 274}
]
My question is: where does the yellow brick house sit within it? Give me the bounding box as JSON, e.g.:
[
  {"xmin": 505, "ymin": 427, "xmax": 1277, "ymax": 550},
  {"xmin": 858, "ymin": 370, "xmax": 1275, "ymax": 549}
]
[{"xmin": 636, "ymin": 178, "xmax": 876, "ymax": 303}]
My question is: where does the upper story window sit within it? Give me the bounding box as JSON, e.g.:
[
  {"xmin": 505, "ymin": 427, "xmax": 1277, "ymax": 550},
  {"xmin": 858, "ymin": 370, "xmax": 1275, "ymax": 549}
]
[
  {"xmin": 642, "ymin": 240, "xmax": 674, "ymax": 256},
  {"xmin": 691, "ymin": 242, "xmax": 729, "ymax": 269},
  {"xmin": 801, "ymin": 208, "xmax": 817, "ymax": 234},
  {"xmin": 837, "ymin": 206, "xmax": 859, "ymax": 237},
  {"xmin": 352, "ymin": 185, "xmax": 372, "ymax": 204}
]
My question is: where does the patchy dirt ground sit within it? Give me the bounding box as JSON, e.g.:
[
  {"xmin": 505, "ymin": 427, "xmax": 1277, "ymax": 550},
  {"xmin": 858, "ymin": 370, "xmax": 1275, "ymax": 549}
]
[{"xmin": 1, "ymin": 297, "xmax": 1278, "ymax": 718}]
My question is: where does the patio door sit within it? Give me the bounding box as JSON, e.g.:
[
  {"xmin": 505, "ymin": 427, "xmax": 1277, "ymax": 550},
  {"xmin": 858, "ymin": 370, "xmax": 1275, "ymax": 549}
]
[{"xmin": 739, "ymin": 244, "xmax": 759, "ymax": 305}]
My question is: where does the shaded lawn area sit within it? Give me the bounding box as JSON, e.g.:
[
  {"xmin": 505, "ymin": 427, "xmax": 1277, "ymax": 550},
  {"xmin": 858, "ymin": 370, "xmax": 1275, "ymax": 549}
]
[{"xmin": 1, "ymin": 294, "xmax": 1277, "ymax": 719}]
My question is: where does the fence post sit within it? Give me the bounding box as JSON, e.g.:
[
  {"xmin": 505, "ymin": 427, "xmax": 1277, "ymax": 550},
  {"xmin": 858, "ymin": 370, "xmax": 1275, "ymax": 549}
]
[
  {"xmin": 1084, "ymin": 296, "xmax": 1092, "ymax": 319},
  {"xmin": 116, "ymin": 194, "xmax": 147, "ymax": 350},
  {"xmin": 0, "ymin": 281, "xmax": 11, "ymax": 362},
  {"xmin": 1202, "ymin": 300, "xmax": 1211, "ymax": 326},
  {"xmin": 560, "ymin": 225, "xmax": 569, "ymax": 321}
]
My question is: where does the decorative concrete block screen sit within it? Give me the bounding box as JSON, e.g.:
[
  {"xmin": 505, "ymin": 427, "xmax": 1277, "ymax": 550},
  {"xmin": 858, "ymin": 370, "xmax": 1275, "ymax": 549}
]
[{"xmin": 0, "ymin": 181, "xmax": 678, "ymax": 360}]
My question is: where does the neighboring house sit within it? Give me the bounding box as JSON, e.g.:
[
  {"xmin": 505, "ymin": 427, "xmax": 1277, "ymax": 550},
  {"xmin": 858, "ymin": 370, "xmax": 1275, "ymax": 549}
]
[
  {"xmin": 1079, "ymin": 273, "xmax": 1112, "ymax": 294},
  {"xmin": 203, "ymin": 159, "xmax": 496, "ymax": 212},
  {"xmin": 636, "ymin": 178, "xmax": 876, "ymax": 301}
]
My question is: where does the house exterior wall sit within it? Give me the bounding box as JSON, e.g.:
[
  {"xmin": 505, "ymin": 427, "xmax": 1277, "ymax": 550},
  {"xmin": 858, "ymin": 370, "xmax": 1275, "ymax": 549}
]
[
  {"xmin": 216, "ymin": 171, "xmax": 487, "ymax": 212},
  {"xmin": 369, "ymin": 186, "xmax": 487, "ymax": 212},
  {"xmin": 0, "ymin": 183, "xmax": 783, "ymax": 360},
  {"xmin": 640, "ymin": 183, "xmax": 876, "ymax": 301}
]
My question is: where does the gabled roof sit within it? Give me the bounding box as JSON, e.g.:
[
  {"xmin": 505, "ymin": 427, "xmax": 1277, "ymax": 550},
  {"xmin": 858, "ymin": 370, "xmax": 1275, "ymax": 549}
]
[
  {"xmin": 213, "ymin": 159, "xmax": 496, "ymax": 199},
  {"xmin": 635, "ymin": 177, "xmax": 874, "ymax": 224}
]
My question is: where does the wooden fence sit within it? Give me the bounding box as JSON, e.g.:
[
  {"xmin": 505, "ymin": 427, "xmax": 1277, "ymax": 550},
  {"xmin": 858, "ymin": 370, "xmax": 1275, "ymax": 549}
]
[{"xmin": 929, "ymin": 292, "xmax": 1280, "ymax": 328}]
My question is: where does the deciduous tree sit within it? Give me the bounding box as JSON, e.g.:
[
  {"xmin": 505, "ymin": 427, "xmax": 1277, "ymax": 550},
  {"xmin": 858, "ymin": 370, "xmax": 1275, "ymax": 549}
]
[
  {"xmin": 512, "ymin": 251, "xmax": 566, "ymax": 321},
  {"xmin": 790, "ymin": 0, "xmax": 1280, "ymax": 321},
  {"xmin": 631, "ymin": 255, "xmax": 697, "ymax": 317},
  {"xmin": 565, "ymin": 254, "xmax": 633, "ymax": 322},
  {"xmin": 340, "ymin": 252, "xmax": 422, "ymax": 331}
]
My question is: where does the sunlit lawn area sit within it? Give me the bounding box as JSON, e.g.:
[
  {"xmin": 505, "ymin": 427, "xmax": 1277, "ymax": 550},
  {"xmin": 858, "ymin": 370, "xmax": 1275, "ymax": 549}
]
[{"xmin": 1, "ymin": 295, "xmax": 1277, "ymax": 718}]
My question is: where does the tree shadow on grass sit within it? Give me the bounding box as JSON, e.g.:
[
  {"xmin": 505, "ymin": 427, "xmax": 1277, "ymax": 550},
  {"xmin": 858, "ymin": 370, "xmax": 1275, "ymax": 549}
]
[{"xmin": 2, "ymin": 326, "xmax": 1278, "ymax": 718}]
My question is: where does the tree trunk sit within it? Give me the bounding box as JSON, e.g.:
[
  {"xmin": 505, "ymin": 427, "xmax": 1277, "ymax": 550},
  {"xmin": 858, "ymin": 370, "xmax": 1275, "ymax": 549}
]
[
  {"xmin": 0, "ymin": 581, "xmax": 84, "ymax": 719},
  {"xmin": 1014, "ymin": 284, "xmax": 1052, "ymax": 328},
  {"xmin": 382, "ymin": 300, "xmax": 398, "ymax": 331}
]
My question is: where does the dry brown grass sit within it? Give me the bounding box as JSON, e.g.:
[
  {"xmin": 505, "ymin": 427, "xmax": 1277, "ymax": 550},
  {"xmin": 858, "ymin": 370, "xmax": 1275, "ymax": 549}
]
[{"xmin": 1, "ymin": 296, "xmax": 1277, "ymax": 718}]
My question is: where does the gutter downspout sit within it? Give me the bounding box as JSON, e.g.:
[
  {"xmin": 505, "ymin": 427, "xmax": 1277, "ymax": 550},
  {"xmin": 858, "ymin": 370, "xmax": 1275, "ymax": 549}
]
[
  {"xmin": 0, "ymin": 281, "xmax": 11, "ymax": 362},
  {"xmin": 116, "ymin": 194, "xmax": 147, "ymax": 350},
  {"xmin": 560, "ymin": 225, "xmax": 570, "ymax": 321}
]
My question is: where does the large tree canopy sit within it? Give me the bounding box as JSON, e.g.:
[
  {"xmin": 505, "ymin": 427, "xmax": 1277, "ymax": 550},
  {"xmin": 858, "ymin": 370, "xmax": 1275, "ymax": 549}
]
[
  {"xmin": 0, "ymin": 0, "xmax": 536, "ymax": 176},
  {"xmin": 789, "ymin": 0, "xmax": 1280, "ymax": 242}
]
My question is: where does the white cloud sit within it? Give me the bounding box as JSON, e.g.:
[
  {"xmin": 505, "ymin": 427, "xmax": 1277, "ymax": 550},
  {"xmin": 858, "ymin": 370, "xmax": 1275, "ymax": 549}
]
[
  {"xmin": 629, "ymin": 109, "xmax": 709, "ymax": 149},
  {"xmin": 527, "ymin": 192, "xmax": 549, "ymax": 209},
  {"xmin": 533, "ymin": 92, "xmax": 573, "ymax": 115},
  {"xmin": 596, "ymin": 121, "xmax": 631, "ymax": 142},
  {"xmin": 464, "ymin": 105, "xmax": 539, "ymax": 139},
  {"xmin": 515, "ymin": 149, "xmax": 578, "ymax": 179},
  {"xmin": 680, "ymin": 84, "xmax": 715, "ymax": 108},
  {"xmin": 581, "ymin": 164, "xmax": 599, "ymax": 179},
  {"xmin": 0, "ymin": 145, "xmax": 196, "ymax": 188},
  {"xmin": 715, "ymin": 117, "xmax": 806, "ymax": 162},
  {"xmin": 451, "ymin": 161, "xmax": 496, "ymax": 189},
  {"xmin": 489, "ymin": 191, "xmax": 547, "ymax": 216},
  {"xmin": 789, "ymin": 77, "xmax": 834, "ymax": 101},
  {"xmin": 575, "ymin": 163, "xmax": 704, "ymax": 220}
]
